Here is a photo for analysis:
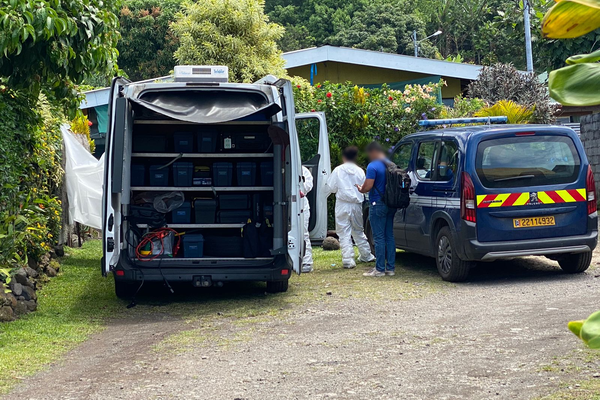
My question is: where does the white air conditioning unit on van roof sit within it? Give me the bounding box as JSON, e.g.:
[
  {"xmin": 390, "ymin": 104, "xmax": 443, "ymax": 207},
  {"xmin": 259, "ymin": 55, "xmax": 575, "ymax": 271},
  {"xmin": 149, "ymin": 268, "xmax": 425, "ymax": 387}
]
[{"xmin": 174, "ymin": 65, "xmax": 229, "ymax": 83}]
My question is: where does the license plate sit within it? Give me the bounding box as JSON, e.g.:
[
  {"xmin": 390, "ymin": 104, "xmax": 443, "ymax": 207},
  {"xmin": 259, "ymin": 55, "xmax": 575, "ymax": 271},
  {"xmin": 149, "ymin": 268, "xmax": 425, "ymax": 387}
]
[{"xmin": 513, "ymin": 216, "xmax": 555, "ymax": 228}]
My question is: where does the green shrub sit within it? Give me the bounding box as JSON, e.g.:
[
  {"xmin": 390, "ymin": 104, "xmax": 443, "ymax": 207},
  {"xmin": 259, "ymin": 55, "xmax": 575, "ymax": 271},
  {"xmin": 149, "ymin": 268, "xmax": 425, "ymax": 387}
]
[
  {"xmin": 0, "ymin": 88, "xmax": 63, "ymax": 273},
  {"xmin": 293, "ymin": 80, "xmax": 444, "ymax": 166},
  {"xmin": 467, "ymin": 63, "xmax": 557, "ymax": 124}
]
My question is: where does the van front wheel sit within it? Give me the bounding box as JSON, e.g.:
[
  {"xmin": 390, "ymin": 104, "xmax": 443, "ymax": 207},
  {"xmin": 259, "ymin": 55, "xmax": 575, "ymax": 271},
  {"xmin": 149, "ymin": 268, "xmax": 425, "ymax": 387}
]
[
  {"xmin": 435, "ymin": 227, "xmax": 472, "ymax": 282},
  {"xmin": 266, "ymin": 280, "xmax": 289, "ymax": 293},
  {"xmin": 558, "ymin": 251, "xmax": 592, "ymax": 273}
]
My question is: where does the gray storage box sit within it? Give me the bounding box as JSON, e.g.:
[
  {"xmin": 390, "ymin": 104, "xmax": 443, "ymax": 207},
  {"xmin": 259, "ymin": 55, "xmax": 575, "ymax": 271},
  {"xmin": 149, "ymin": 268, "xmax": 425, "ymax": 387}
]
[
  {"xmin": 213, "ymin": 162, "xmax": 233, "ymax": 186},
  {"xmin": 194, "ymin": 198, "xmax": 217, "ymax": 224},
  {"xmin": 219, "ymin": 194, "xmax": 250, "ymax": 210},
  {"xmin": 218, "ymin": 210, "xmax": 252, "ymax": 224},
  {"xmin": 149, "ymin": 165, "xmax": 169, "ymax": 186},
  {"xmin": 236, "ymin": 162, "xmax": 257, "ymax": 186},
  {"xmin": 173, "ymin": 162, "xmax": 194, "ymax": 187},
  {"xmin": 174, "ymin": 132, "xmax": 194, "ymax": 153}
]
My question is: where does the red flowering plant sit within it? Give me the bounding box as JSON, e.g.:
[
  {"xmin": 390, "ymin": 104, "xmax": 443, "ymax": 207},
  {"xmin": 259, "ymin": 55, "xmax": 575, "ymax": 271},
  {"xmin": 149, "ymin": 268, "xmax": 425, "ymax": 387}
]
[{"xmin": 292, "ymin": 79, "xmax": 443, "ymax": 166}]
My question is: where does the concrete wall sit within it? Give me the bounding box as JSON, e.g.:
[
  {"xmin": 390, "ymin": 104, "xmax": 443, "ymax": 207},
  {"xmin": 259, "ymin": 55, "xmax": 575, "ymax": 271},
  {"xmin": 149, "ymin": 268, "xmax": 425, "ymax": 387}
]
[
  {"xmin": 287, "ymin": 61, "xmax": 465, "ymax": 99},
  {"xmin": 580, "ymin": 113, "xmax": 600, "ymax": 185}
]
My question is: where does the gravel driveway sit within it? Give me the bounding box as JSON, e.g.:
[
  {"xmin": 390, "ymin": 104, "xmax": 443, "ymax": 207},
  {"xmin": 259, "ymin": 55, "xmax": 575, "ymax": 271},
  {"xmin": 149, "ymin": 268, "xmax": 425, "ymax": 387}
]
[{"xmin": 5, "ymin": 250, "xmax": 600, "ymax": 400}]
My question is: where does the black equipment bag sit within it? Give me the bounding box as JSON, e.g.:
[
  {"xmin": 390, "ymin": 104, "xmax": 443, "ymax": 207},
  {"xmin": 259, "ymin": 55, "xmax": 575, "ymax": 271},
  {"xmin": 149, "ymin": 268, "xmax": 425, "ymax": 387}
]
[
  {"xmin": 258, "ymin": 219, "xmax": 273, "ymax": 257},
  {"xmin": 242, "ymin": 221, "xmax": 260, "ymax": 258},
  {"xmin": 377, "ymin": 160, "xmax": 411, "ymax": 209},
  {"xmin": 129, "ymin": 204, "xmax": 166, "ymax": 228}
]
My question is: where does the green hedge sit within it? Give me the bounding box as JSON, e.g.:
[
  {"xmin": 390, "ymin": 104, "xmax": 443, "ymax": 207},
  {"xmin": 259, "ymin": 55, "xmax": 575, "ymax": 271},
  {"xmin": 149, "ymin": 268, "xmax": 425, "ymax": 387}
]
[{"xmin": 0, "ymin": 88, "xmax": 63, "ymax": 272}]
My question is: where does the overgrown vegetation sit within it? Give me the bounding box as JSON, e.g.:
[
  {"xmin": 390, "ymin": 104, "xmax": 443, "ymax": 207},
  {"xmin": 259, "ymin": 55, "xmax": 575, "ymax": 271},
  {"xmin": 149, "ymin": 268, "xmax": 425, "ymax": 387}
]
[
  {"xmin": 172, "ymin": 0, "xmax": 287, "ymax": 83},
  {"xmin": 0, "ymin": 0, "xmax": 120, "ymax": 286},
  {"xmin": 475, "ymin": 100, "xmax": 535, "ymax": 124},
  {"xmin": 118, "ymin": 0, "xmax": 182, "ymax": 82},
  {"xmin": 0, "ymin": 0, "xmax": 120, "ymax": 109},
  {"xmin": 542, "ymin": 0, "xmax": 600, "ymax": 106},
  {"xmin": 0, "ymin": 89, "xmax": 63, "ymax": 269},
  {"xmin": 467, "ymin": 63, "xmax": 557, "ymax": 123},
  {"xmin": 293, "ymin": 80, "xmax": 444, "ymax": 165}
]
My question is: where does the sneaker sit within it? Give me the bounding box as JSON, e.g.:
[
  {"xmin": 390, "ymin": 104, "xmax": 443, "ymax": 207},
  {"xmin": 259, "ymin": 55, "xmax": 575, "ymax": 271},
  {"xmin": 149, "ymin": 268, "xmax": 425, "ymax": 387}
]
[
  {"xmin": 302, "ymin": 264, "xmax": 313, "ymax": 273},
  {"xmin": 385, "ymin": 270, "xmax": 396, "ymax": 276},
  {"xmin": 343, "ymin": 263, "xmax": 356, "ymax": 269},
  {"xmin": 363, "ymin": 268, "xmax": 385, "ymax": 277},
  {"xmin": 358, "ymin": 255, "xmax": 376, "ymax": 263}
]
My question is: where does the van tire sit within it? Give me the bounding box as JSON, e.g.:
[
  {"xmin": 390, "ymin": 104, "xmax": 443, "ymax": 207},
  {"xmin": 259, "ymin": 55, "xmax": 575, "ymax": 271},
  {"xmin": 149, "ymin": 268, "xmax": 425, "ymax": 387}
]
[
  {"xmin": 114, "ymin": 280, "xmax": 136, "ymax": 299},
  {"xmin": 435, "ymin": 227, "xmax": 472, "ymax": 282},
  {"xmin": 558, "ymin": 251, "xmax": 592, "ymax": 273},
  {"xmin": 266, "ymin": 280, "xmax": 289, "ymax": 293}
]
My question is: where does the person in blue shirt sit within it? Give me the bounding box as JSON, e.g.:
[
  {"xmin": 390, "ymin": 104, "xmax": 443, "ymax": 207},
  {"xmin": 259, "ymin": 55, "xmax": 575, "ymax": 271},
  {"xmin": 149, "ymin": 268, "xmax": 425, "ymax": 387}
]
[{"xmin": 356, "ymin": 142, "xmax": 397, "ymax": 277}]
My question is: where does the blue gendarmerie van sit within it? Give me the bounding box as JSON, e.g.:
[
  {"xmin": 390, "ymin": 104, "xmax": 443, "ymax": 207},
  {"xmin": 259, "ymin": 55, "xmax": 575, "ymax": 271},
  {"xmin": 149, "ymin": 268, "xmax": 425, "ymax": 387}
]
[{"xmin": 370, "ymin": 120, "xmax": 597, "ymax": 282}]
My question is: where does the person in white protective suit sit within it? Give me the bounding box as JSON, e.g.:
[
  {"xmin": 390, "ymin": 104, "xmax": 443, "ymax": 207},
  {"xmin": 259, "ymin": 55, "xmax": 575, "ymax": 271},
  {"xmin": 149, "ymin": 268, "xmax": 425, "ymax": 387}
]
[
  {"xmin": 324, "ymin": 146, "xmax": 375, "ymax": 269},
  {"xmin": 301, "ymin": 165, "xmax": 314, "ymax": 272}
]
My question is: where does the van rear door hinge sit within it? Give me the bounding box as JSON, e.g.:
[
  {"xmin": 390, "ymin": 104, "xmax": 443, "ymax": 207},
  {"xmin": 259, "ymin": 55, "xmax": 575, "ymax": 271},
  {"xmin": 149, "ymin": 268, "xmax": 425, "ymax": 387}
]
[{"xmin": 107, "ymin": 238, "xmax": 115, "ymax": 252}]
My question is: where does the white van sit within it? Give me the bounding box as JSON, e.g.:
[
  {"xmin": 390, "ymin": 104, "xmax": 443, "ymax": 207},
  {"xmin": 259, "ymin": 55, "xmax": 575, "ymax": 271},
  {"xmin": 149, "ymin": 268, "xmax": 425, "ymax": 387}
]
[{"xmin": 102, "ymin": 67, "xmax": 330, "ymax": 298}]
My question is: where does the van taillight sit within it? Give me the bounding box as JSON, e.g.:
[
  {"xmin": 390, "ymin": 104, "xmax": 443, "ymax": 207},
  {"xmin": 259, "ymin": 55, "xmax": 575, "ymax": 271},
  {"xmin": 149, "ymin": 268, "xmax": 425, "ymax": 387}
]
[
  {"xmin": 587, "ymin": 165, "xmax": 597, "ymax": 215},
  {"xmin": 461, "ymin": 172, "xmax": 476, "ymax": 223}
]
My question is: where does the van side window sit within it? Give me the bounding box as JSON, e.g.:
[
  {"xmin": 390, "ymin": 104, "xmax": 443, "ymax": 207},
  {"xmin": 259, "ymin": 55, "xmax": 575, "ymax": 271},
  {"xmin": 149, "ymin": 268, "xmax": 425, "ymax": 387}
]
[
  {"xmin": 416, "ymin": 142, "xmax": 437, "ymax": 180},
  {"xmin": 437, "ymin": 141, "xmax": 458, "ymax": 182},
  {"xmin": 392, "ymin": 143, "xmax": 412, "ymax": 170}
]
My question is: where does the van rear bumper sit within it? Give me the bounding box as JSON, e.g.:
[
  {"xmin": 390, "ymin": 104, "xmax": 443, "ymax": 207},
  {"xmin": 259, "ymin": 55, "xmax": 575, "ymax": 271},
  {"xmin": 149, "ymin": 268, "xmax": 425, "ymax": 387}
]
[
  {"xmin": 114, "ymin": 254, "xmax": 291, "ymax": 283},
  {"xmin": 459, "ymin": 222, "xmax": 598, "ymax": 261}
]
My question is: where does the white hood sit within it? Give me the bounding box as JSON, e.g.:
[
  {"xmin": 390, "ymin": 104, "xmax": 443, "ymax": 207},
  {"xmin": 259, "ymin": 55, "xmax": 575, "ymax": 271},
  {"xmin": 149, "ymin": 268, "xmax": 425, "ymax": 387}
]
[{"xmin": 325, "ymin": 162, "xmax": 365, "ymax": 204}]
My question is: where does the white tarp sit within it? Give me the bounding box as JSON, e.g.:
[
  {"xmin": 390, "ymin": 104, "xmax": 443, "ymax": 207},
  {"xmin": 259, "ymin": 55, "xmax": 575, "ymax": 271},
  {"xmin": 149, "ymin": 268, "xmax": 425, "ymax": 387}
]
[{"xmin": 61, "ymin": 124, "xmax": 105, "ymax": 229}]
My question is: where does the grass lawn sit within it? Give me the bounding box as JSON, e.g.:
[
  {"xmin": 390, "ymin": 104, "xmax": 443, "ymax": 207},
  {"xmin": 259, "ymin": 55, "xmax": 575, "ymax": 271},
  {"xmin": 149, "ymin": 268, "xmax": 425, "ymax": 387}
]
[
  {"xmin": 0, "ymin": 240, "xmax": 449, "ymax": 394},
  {"xmin": 541, "ymin": 381, "xmax": 600, "ymax": 400},
  {"xmin": 538, "ymin": 349, "xmax": 600, "ymax": 400},
  {"xmin": 0, "ymin": 240, "xmax": 125, "ymax": 394}
]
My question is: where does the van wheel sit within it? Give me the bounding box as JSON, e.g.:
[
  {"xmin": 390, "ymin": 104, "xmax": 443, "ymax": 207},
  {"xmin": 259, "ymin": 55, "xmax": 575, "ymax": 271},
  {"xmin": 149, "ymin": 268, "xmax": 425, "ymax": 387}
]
[
  {"xmin": 266, "ymin": 280, "xmax": 289, "ymax": 293},
  {"xmin": 558, "ymin": 251, "xmax": 592, "ymax": 273},
  {"xmin": 114, "ymin": 280, "xmax": 136, "ymax": 299},
  {"xmin": 435, "ymin": 227, "xmax": 472, "ymax": 282}
]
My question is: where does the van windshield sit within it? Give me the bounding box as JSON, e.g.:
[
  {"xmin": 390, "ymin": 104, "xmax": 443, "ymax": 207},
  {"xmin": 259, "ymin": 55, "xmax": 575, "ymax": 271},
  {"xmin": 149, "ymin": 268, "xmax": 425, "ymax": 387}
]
[{"xmin": 475, "ymin": 135, "xmax": 581, "ymax": 188}]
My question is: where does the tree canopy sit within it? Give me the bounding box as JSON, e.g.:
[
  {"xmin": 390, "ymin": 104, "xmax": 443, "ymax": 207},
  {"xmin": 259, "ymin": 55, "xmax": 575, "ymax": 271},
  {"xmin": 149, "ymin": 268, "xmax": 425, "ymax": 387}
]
[
  {"xmin": 172, "ymin": 0, "xmax": 286, "ymax": 83},
  {"xmin": 118, "ymin": 0, "xmax": 182, "ymax": 82},
  {"xmin": 0, "ymin": 0, "xmax": 120, "ymax": 103}
]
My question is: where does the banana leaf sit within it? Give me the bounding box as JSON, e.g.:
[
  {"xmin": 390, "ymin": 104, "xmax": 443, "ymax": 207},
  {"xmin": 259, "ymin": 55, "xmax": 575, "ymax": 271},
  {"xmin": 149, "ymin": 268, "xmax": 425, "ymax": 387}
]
[
  {"xmin": 566, "ymin": 48, "xmax": 600, "ymax": 64},
  {"xmin": 549, "ymin": 62, "xmax": 600, "ymax": 106},
  {"xmin": 542, "ymin": 0, "xmax": 600, "ymax": 39},
  {"xmin": 569, "ymin": 311, "xmax": 600, "ymax": 349}
]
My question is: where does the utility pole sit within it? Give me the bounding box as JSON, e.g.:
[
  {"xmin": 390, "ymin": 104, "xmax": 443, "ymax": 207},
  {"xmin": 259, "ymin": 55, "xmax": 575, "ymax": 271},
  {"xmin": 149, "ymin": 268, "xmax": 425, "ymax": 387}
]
[
  {"xmin": 523, "ymin": 0, "xmax": 534, "ymax": 72},
  {"xmin": 413, "ymin": 30, "xmax": 418, "ymax": 57}
]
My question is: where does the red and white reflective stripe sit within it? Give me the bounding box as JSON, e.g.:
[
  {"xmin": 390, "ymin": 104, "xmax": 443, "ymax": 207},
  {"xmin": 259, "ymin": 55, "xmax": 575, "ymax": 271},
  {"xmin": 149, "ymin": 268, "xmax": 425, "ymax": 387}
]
[{"xmin": 476, "ymin": 189, "xmax": 586, "ymax": 208}]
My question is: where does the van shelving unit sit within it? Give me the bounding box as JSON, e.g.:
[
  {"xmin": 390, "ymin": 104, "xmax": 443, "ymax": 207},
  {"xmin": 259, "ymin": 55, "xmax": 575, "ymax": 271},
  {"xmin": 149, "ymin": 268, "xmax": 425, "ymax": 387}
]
[{"xmin": 129, "ymin": 118, "xmax": 276, "ymax": 262}]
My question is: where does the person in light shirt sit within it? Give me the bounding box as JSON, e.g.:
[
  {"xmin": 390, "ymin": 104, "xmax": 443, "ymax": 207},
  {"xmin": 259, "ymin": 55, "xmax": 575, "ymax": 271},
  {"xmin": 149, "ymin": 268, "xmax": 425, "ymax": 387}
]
[{"xmin": 324, "ymin": 146, "xmax": 375, "ymax": 269}]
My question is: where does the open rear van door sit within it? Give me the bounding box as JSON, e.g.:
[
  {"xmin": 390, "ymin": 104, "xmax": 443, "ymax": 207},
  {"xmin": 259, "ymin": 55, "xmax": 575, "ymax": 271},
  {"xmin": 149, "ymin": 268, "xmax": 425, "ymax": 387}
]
[
  {"xmin": 296, "ymin": 112, "xmax": 331, "ymax": 242},
  {"xmin": 275, "ymin": 80, "xmax": 304, "ymax": 274},
  {"xmin": 102, "ymin": 77, "xmax": 130, "ymax": 276}
]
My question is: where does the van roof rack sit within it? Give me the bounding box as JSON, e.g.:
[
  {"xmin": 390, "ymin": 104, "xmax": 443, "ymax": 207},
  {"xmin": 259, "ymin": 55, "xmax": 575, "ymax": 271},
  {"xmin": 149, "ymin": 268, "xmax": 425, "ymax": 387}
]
[{"xmin": 418, "ymin": 116, "xmax": 508, "ymax": 127}]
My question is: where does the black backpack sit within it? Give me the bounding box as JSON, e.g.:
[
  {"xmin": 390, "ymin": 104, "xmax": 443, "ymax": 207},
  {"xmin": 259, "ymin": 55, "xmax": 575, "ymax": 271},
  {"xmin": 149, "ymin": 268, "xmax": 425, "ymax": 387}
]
[
  {"xmin": 376, "ymin": 160, "xmax": 411, "ymax": 209},
  {"xmin": 242, "ymin": 220, "xmax": 260, "ymax": 258}
]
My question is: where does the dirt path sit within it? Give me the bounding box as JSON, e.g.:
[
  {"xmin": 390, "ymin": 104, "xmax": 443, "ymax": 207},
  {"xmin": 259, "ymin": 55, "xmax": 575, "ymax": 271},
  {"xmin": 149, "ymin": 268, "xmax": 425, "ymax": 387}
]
[{"xmin": 5, "ymin": 253, "xmax": 600, "ymax": 400}]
